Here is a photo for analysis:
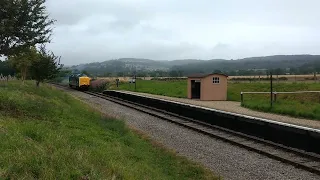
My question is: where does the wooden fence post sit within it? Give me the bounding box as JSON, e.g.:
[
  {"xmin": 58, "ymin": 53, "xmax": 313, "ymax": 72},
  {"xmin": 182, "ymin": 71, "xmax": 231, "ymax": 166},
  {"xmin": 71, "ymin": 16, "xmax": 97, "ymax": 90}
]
[{"xmin": 241, "ymin": 92, "xmax": 243, "ymax": 103}]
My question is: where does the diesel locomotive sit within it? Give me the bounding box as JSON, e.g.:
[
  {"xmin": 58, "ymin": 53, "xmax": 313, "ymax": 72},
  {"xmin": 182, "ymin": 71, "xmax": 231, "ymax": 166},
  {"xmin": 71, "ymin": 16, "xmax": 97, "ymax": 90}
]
[{"xmin": 69, "ymin": 73, "xmax": 91, "ymax": 91}]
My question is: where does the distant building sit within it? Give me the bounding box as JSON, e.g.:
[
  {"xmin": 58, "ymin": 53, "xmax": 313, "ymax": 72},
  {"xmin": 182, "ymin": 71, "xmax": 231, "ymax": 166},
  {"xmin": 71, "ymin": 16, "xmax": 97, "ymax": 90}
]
[{"xmin": 187, "ymin": 73, "xmax": 228, "ymax": 101}]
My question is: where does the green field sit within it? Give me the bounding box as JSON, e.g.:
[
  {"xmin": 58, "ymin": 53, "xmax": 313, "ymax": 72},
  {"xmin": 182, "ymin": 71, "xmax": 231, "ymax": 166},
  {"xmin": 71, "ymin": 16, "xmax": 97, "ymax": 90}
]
[
  {"xmin": 0, "ymin": 81, "xmax": 219, "ymax": 179},
  {"xmin": 109, "ymin": 80, "xmax": 320, "ymax": 120}
]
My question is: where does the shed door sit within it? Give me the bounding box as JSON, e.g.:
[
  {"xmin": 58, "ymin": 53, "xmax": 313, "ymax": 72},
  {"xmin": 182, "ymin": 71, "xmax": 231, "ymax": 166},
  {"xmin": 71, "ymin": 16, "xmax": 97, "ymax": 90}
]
[{"xmin": 191, "ymin": 80, "xmax": 201, "ymax": 99}]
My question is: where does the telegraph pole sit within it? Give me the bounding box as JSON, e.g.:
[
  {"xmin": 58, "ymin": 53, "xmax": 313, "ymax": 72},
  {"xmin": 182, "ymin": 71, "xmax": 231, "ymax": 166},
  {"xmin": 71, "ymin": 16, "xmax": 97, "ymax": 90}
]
[{"xmin": 134, "ymin": 73, "xmax": 136, "ymax": 91}]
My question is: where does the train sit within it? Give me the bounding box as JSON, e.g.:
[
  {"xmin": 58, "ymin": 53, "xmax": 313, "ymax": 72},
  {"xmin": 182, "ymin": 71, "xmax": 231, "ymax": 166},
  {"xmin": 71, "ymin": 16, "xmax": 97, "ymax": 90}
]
[{"xmin": 69, "ymin": 73, "xmax": 91, "ymax": 91}]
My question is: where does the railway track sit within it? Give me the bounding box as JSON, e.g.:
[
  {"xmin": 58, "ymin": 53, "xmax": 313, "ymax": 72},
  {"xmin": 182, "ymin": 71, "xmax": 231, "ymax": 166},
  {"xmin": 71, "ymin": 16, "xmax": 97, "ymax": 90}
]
[{"xmin": 50, "ymin": 83, "xmax": 320, "ymax": 176}]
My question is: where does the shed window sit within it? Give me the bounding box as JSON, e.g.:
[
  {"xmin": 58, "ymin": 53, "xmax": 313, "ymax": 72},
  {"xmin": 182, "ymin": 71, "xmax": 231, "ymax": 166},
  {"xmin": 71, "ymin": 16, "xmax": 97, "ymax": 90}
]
[{"xmin": 212, "ymin": 77, "xmax": 220, "ymax": 84}]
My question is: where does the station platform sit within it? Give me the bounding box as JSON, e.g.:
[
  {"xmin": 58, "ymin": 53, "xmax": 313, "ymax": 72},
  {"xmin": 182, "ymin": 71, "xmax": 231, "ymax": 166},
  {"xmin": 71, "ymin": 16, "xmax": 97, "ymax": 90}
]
[{"xmin": 109, "ymin": 90, "xmax": 320, "ymax": 130}]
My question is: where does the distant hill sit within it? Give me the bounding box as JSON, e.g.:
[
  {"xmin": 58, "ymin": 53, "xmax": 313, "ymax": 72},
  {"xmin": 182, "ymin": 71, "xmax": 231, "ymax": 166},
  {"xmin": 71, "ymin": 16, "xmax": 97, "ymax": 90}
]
[
  {"xmin": 69, "ymin": 58, "xmax": 170, "ymax": 75},
  {"xmin": 171, "ymin": 55, "xmax": 320, "ymax": 75},
  {"xmin": 68, "ymin": 55, "xmax": 320, "ymax": 76}
]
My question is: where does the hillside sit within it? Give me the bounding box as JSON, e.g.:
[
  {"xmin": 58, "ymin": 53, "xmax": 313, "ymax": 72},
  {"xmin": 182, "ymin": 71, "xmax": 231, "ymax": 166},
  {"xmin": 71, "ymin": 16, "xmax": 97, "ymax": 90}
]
[
  {"xmin": 0, "ymin": 81, "xmax": 217, "ymax": 179},
  {"xmin": 68, "ymin": 55, "xmax": 320, "ymax": 76},
  {"xmin": 171, "ymin": 55, "xmax": 320, "ymax": 75}
]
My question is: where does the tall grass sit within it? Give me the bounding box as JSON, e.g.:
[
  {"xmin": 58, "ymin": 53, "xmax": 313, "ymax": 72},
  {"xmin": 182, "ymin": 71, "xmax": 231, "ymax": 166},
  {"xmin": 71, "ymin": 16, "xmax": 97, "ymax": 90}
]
[
  {"xmin": 0, "ymin": 80, "xmax": 219, "ymax": 179},
  {"xmin": 109, "ymin": 80, "xmax": 320, "ymax": 120}
]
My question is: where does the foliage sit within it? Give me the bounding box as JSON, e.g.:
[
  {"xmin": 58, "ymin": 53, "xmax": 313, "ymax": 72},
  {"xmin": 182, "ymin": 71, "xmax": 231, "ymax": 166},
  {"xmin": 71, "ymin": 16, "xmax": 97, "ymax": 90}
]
[
  {"xmin": 29, "ymin": 44, "xmax": 62, "ymax": 86},
  {"xmin": 0, "ymin": 0, "xmax": 55, "ymax": 56},
  {"xmin": 89, "ymin": 79, "xmax": 109, "ymax": 92},
  {"xmin": 0, "ymin": 81, "xmax": 218, "ymax": 179},
  {"xmin": 0, "ymin": 60, "xmax": 15, "ymax": 76},
  {"xmin": 81, "ymin": 70, "xmax": 90, "ymax": 76},
  {"xmin": 110, "ymin": 79, "xmax": 320, "ymax": 120},
  {"xmin": 6, "ymin": 44, "xmax": 62, "ymax": 86},
  {"xmin": 7, "ymin": 46, "xmax": 39, "ymax": 83}
]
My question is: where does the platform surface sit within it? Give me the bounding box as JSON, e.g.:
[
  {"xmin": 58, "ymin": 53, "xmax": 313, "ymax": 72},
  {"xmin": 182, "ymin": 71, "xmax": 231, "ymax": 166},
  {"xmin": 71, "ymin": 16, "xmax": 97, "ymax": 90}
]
[{"xmin": 110, "ymin": 90, "xmax": 320, "ymax": 130}]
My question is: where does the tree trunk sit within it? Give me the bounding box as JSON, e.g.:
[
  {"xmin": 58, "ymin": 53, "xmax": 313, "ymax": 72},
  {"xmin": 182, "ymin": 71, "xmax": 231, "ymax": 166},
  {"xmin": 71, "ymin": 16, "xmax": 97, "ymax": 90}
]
[
  {"xmin": 20, "ymin": 67, "xmax": 28, "ymax": 85},
  {"xmin": 36, "ymin": 80, "xmax": 40, "ymax": 87},
  {"xmin": 21, "ymin": 69, "xmax": 25, "ymax": 85}
]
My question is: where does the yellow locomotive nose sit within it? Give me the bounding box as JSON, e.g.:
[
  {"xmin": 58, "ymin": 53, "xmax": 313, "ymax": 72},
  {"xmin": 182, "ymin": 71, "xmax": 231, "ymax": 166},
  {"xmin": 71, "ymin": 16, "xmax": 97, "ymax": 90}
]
[{"xmin": 79, "ymin": 77, "xmax": 91, "ymax": 86}]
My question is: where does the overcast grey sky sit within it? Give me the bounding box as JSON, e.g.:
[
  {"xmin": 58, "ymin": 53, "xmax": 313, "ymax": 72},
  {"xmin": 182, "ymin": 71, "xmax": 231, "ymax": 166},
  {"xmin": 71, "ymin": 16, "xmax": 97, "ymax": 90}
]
[{"xmin": 45, "ymin": 0, "xmax": 320, "ymax": 65}]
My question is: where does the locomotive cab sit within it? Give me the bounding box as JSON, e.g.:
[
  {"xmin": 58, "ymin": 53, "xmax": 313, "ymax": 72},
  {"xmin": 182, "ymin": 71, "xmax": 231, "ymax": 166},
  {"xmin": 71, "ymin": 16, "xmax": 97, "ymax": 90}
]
[{"xmin": 69, "ymin": 73, "xmax": 91, "ymax": 91}]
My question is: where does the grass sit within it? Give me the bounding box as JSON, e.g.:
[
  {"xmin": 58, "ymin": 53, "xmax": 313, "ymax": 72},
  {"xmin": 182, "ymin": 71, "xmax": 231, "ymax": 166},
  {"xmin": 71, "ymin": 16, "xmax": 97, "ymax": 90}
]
[
  {"xmin": 0, "ymin": 80, "xmax": 219, "ymax": 179},
  {"xmin": 229, "ymin": 82, "xmax": 320, "ymax": 120},
  {"xmin": 109, "ymin": 80, "xmax": 187, "ymax": 98},
  {"xmin": 109, "ymin": 80, "xmax": 320, "ymax": 120}
]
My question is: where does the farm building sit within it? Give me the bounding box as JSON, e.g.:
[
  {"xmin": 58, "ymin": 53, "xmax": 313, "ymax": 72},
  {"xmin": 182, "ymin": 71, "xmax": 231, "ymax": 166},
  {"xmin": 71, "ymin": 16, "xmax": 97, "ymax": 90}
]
[{"xmin": 187, "ymin": 73, "xmax": 228, "ymax": 101}]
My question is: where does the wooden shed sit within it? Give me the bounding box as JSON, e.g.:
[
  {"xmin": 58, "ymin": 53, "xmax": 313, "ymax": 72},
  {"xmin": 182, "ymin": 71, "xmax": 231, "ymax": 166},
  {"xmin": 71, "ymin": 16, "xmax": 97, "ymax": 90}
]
[{"xmin": 187, "ymin": 73, "xmax": 228, "ymax": 101}]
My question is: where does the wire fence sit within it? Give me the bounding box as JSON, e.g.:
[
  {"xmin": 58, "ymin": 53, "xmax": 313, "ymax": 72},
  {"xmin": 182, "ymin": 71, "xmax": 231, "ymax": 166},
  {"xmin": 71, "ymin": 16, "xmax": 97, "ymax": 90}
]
[{"xmin": 240, "ymin": 91, "xmax": 320, "ymax": 103}]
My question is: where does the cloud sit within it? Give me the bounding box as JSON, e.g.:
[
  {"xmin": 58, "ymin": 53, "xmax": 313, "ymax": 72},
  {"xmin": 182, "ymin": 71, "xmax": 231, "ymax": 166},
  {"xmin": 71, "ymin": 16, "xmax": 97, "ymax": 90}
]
[{"xmin": 45, "ymin": 0, "xmax": 320, "ymax": 65}]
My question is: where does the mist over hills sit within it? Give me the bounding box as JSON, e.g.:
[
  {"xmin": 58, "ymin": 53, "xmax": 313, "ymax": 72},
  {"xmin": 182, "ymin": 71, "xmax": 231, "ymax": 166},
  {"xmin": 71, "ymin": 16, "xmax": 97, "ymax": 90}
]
[{"xmin": 68, "ymin": 55, "xmax": 320, "ymax": 76}]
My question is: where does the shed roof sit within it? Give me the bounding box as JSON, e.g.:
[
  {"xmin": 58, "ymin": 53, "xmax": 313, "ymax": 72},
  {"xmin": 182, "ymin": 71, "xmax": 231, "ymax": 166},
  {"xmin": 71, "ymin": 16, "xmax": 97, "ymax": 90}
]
[{"xmin": 187, "ymin": 73, "xmax": 228, "ymax": 78}]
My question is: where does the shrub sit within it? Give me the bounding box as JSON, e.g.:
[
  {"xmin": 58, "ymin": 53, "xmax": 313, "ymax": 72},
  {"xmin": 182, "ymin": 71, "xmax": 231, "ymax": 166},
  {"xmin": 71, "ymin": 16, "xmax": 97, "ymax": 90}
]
[{"xmin": 89, "ymin": 79, "xmax": 109, "ymax": 92}]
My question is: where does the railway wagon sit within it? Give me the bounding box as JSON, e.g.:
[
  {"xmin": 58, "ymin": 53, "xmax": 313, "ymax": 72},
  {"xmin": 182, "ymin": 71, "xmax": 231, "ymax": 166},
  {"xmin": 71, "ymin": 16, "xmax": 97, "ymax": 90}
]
[{"xmin": 69, "ymin": 73, "xmax": 91, "ymax": 91}]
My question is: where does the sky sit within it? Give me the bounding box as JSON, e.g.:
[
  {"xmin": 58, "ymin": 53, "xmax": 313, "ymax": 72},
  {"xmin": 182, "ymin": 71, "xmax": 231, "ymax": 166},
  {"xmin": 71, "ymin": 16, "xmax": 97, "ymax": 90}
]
[{"xmin": 45, "ymin": 0, "xmax": 320, "ymax": 65}]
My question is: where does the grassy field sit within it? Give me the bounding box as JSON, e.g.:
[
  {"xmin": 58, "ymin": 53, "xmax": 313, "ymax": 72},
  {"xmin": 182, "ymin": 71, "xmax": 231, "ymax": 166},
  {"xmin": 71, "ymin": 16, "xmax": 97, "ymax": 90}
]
[
  {"xmin": 109, "ymin": 80, "xmax": 320, "ymax": 120},
  {"xmin": 229, "ymin": 83, "xmax": 320, "ymax": 120},
  {"xmin": 0, "ymin": 81, "xmax": 219, "ymax": 179}
]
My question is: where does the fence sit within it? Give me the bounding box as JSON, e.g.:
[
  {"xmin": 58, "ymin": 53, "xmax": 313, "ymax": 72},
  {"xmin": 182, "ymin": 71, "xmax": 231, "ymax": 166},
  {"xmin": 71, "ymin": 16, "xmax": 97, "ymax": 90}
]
[
  {"xmin": 240, "ymin": 91, "xmax": 320, "ymax": 104},
  {"xmin": 0, "ymin": 74, "xmax": 16, "ymax": 82},
  {"xmin": 229, "ymin": 74, "xmax": 319, "ymax": 83}
]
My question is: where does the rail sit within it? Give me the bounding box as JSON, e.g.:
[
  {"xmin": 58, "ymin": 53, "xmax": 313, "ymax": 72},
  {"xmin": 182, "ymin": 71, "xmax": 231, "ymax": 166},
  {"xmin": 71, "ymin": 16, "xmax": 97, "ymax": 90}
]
[{"xmin": 240, "ymin": 91, "xmax": 320, "ymax": 103}]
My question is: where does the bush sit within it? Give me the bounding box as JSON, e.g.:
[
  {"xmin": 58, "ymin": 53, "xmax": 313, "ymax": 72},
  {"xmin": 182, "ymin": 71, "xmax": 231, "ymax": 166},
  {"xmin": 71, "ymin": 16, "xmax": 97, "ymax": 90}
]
[
  {"xmin": 89, "ymin": 79, "xmax": 109, "ymax": 92},
  {"xmin": 278, "ymin": 77, "xmax": 288, "ymax": 80}
]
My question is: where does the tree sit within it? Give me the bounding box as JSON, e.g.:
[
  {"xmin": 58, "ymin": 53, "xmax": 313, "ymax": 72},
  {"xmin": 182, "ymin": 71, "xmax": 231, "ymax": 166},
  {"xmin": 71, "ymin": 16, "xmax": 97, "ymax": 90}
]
[
  {"xmin": 103, "ymin": 72, "xmax": 112, "ymax": 77},
  {"xmin": 0, "ymin": 60, "xmax": 15, "ymax": 76},
  {"xmin": 169, "ymin": 70, "xmax": 179, "ymax": 77},
  {"xmin": 29, "ymin": 44, "xmax": 62, "ymax": 86},
  {"xmin": 81, "ymin": 70, "xmax": 90, "ymax": 76},
  {"xmin": 136, "ymin": 71, "xmax": 146, "ymax": 77},
  {"xmin": 0, "ymin": 0, "xmax": 55, "ymax": 56},
  {"xmin": 213, "ymin": 69, "xmax": 222, "ymax": 74},
  {"xmin": 117, "ymin": 72, "xmax": 124, "ymax": 77},
  {"xmin": 7, "ymin": 46, "xmax": 39, "ymax": 83}
]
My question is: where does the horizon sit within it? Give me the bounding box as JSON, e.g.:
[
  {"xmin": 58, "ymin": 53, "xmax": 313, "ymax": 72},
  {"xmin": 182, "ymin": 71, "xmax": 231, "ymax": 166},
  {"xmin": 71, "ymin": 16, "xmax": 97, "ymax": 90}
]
[{"xmin": 66, "ymin": 53, "xmax": 319, "ymax": 67}]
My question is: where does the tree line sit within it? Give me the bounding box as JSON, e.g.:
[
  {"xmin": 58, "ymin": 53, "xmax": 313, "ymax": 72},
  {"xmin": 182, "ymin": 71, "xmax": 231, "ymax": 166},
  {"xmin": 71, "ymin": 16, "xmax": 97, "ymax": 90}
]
[
  {"xmin": 0, "ymin": 0, "xmax": 61, "ymax": 86},
  {"xmin": 73, "ymin": 66, "xmax": 319, "ymax": 79},
  {"xmin": 67, "ymin": 56, "xmax": 320, "ymax": 78}
]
